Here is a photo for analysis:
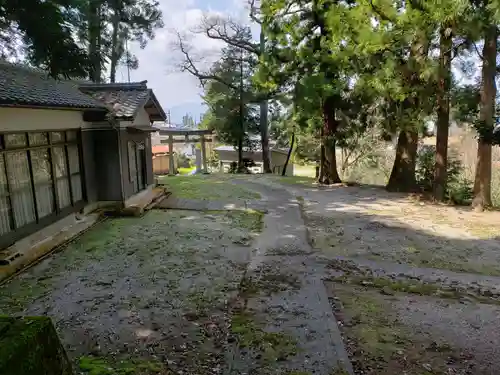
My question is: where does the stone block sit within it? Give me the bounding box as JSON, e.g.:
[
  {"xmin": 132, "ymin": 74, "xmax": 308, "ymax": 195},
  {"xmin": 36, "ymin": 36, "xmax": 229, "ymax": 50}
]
[{"xmin": 0, "ymin": 316, "xmax": 73, "ymax": 375}]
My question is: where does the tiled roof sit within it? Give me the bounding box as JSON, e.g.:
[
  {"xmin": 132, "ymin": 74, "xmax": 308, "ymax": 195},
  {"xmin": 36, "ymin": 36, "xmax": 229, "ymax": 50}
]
[
  {"xmin": 80, "ymin": 81, "xmax": 151, "ymax": 119},
  {"xmin": 0, "ymin": 61, "xmax": 106, "ymax": 109},
  {"xmin": 0, "ymin": 62, "xmax": 166, "ymax": 122}
]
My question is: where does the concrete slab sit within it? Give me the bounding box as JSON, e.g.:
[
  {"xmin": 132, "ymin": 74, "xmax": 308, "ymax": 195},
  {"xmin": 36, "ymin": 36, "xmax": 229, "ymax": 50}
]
[
  {"xmin": 156, "ymin": 196, "xmax": 266, "ymax": 213},
  {"xmin": 110, "ymin": 187, "xmax": 168, "ymax": 217},
  {"xmin": 0, "ymin": 212, "xmax": 101, "ymax": 283}
]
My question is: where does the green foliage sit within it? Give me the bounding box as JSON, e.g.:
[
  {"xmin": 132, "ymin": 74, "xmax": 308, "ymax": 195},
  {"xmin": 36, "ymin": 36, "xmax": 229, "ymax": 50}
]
[
  {"xmin": 294, "ymin": 130, "xmax": 320, "ymax": 164},
  {"xmin": 447, "ymin": 177, "xmax": 474, "ymax": 206},
  {"xmin": 0, "ymin": 0, "xmax": 163, "ymax": 80},
  {"xmin": 416, "ymin": 145, "xmax": 473, "ymax": 205},
  {"xmin": 201, "ymin": 28, "xmax": 260, "ymax": 150},
  {"xmin": 451, "ymin": 84, "xmax": 480, "ymax": 125},
  {"xmin": 228, "ymin": 158, "xmax": 257, "ymax": 174},
  {"xmin": 177, "ymin": 153, "xmax": 192, "ymax": 168},
  {"xmin": 0, "ymin": 0, "xmax": 92, "ymax": 78}
]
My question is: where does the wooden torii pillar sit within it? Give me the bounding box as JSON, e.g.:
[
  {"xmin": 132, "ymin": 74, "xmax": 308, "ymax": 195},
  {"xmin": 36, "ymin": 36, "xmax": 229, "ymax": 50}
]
[
  {"xmin": 159, "ymin": 128, "xmax": 213, "ymax": 175},
  {"xmin": 200, "ymin": 134, "xmax": 208, "ymax": 173},
  {"xmin": 168, "ymin": 134, "xmax": 175, "ymax": 175}
]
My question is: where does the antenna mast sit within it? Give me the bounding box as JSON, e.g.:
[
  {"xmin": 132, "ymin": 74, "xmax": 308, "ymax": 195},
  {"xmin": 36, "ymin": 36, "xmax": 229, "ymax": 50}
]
[{"xmin": 125, "ymin": 36, "xmax": 131, "ymax": 83}]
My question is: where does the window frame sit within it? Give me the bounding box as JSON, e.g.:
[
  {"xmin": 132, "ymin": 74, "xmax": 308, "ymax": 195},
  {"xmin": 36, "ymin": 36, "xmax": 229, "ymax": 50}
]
[{"xmin": 0, "ymin": 130, "xmax": 86, "ymax": 249}]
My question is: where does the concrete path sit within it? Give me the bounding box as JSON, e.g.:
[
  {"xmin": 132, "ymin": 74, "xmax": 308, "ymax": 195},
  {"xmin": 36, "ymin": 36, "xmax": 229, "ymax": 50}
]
[
  {"xmin": 157, "ymin": 196, "xmax": 268, "ymax": 213},
  {"xmin": 227, "ymin": 180, "xmax": 353, "ymax": 375}
]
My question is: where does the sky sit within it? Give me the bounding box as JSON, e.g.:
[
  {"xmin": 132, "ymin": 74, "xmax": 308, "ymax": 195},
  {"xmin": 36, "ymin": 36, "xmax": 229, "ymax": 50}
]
[{"xmin": 116, "ymin": 0, "xmax": 255, "ymax": 125}]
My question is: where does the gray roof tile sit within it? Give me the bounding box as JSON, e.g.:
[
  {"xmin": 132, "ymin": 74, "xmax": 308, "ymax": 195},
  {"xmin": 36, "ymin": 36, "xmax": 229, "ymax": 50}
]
[
  {"xmin": 80, "ymin": 83, "xmax": 150, "ymax": 119},
  {"xmin": 0, "ymin": 61, "xmax": 106, "ymax": 109}
]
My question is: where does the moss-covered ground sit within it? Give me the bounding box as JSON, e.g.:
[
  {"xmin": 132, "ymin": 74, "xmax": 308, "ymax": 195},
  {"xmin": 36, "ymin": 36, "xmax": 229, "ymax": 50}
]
[
  {"xmin": 0, "ymin": 209, "xmax": 264, "ymax": 374},
  {"xmin": 326, "ymin": 283, "xmax": 471, "ymax": 375},
  {"xmin": 158, "ymin": 174, "xmax": 260, "ymax": 200}
]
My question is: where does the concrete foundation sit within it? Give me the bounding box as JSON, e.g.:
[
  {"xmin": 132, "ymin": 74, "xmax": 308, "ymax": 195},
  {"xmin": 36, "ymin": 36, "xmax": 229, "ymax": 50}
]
[{"xmin": 0, "ymin": 211, "xmax": 101, "ymax": 283}]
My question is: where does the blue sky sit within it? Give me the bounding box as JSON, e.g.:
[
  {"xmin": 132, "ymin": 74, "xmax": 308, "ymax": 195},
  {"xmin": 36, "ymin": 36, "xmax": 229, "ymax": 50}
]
[{"xmin": 116, "ymin": 0, "xmax": 253, "ymax": 124}]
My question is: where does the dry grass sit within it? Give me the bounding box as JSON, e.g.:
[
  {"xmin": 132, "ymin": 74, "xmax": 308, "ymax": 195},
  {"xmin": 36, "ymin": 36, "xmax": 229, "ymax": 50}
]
[
  {"xmin": 340, "ymin": 129, "xmax": 500, "ymax": 207},
  {"xmin": 293, "ymin": 164, "xmax": 316, "ymax": 178}
]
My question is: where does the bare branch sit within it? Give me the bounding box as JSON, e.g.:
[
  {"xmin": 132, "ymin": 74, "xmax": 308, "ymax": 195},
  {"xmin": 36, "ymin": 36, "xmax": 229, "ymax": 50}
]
[
  {"xmin": 200, "ymin": 15, "xmax": 260, "ymax": 55},
  {"xmin": 172, "ymin": 31, "xmax": 280, "ymax": 103},
  {"xmin": 248, "ymin": 0, "xmax": 262, "ymax": 24},
  {"xmin": 173, "ymin": 31, "xmax": 239, "ymax": 91},
  {"xmin": 472, "ymin": 41, "xmax": 484, "ymax": 61}
]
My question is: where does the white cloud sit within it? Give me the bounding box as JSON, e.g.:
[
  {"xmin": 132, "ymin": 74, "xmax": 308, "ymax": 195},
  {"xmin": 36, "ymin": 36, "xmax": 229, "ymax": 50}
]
[{"xmin": 115, "ymin": 0, "xmax": 252, "ymax": 123}]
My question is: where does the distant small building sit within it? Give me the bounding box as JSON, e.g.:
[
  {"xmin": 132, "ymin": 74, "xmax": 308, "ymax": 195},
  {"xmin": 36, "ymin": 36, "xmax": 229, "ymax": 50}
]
[
  {"xmin": 151, "ymin": 122, "xmax": 196, "ymax": 157},
  {"xmin": 214, "ymin": 145, "xmax": 293, "ymax": 175},
  {"xmin": 152, "ymin": 145, "xmax": 177, "ymax": 175}
]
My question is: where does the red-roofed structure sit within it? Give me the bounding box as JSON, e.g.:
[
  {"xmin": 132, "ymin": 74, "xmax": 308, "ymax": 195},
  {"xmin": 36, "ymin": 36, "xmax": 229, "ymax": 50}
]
[{"xmin": 152, "ymin": 144, "xmax": 170, "ymax": 155}]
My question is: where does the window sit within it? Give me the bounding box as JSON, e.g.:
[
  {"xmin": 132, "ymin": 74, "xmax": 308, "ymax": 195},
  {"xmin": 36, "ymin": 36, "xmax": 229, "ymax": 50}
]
[
  {"xmin": 0, "ymin": 130, "xmax": 85, "ymax": 246},
  {"xmin": 6, "ymin": 151, "xmax": 36, "ymax": 228},
  {"xmin": 0, "ymin": 154, "xmax": 12, "ymax": 235},
  {"xmin": 128, "ymin": 141, "xmax": 137, "ymax": 183}
]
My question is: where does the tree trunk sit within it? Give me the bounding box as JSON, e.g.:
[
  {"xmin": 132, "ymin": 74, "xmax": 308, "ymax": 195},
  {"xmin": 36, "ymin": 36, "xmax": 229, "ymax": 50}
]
[
  {"xmin": 320, "ymin": 97, "xmax": 341, "ymax": 185},
  {"xmin": 386, "ymin": 130, "xmax": 419, "ymax": 192},
  {"xmin": 313, "ymin": 0, "xmax": 340, "ymax": 185},
  {"xmin": 282, "ymin": 132, "xmax": 295, "ymax": 176},
  {"xmin": 472, "ymin": 24, "xmax": 497, "ymax": 210},
  {"xmin": 433, "ymin": 24, "xmax": 452, "ymax": 201},
  {"xmin": 88, "ymin": 0, "xmax": 102, "ymax": 82},
  {"xmin": 109, "ymin": 7, "xmax": 121, "ymax": 83},
  {"xmin": 260, "ymin": 100, "xmax": 272, "ymax": 173},
  {"xmin": 237, "ymin": 137, "xmax": 244, "ymax": 172},
  {"xmin": 259, "ymin": 29, "xmax": 272, "ymax": 174},
  {"xmin": 319, "ymin": 130, "xmax": 325, "ymax": 183},
  {"xmin": 238, "ymin": 47, "xmax": 245, "ymax": 173}
]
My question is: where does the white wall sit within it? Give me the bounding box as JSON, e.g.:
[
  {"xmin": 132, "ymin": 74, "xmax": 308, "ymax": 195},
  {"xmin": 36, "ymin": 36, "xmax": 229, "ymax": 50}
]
[
  {"xmin": 0, "ymin": 107, "xmax": 87, "ymax": 132},
  {"xmin": 119, "ymin": 107, "xmax": 151, "ymax": 128},
  {"xmin": 215, "ymin": 149, "xmax": 294, "ymax": 175},
  {"xmin": 132, "ymin": 107, "xmax": 151, "ymax": 126}
]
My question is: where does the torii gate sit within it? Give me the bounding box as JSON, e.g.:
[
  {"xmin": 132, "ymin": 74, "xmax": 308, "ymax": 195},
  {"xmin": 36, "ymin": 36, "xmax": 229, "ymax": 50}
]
[{"xmin": 159, "ymin": 128, "xmax": 214, "ymax": 175}]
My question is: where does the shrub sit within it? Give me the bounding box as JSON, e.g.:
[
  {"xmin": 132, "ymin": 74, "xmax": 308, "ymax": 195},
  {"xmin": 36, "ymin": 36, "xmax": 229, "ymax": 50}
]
[
  {"xmin": 415, "ymin": 145, "xmax": 473, "ymax": 205},
  {"xmin": 228, "ymin": 158, "xmax": 257, "ymax": 174},
  {"xmin": 177, "ymin": 153, "xmax": 192, "ymax": 168},
  {"xmin": 447, "ymin": 177, "xmax": 474, "ymax": 205}
]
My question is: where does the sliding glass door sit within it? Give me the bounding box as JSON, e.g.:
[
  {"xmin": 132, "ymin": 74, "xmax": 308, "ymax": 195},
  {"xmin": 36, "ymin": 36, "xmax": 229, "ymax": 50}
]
[{"xmin": 0, "ymin": 130, "xmax": 85, "ymax": 248}]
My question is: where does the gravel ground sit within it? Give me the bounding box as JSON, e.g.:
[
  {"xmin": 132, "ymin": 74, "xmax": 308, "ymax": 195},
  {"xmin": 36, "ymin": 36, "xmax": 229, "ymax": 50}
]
[
  {"xmin": 0, "ymin": 209, "xmax": 262, "ymax": 374},
  {"xmin": 4, "ymin": 174, "xmax": 500, "ymax": 374},
  {"xmin": 395, "ymin": 294, "xmax": 500, "ymax": 374},
  {"xmin": 298, "ymin": 184, "xmax": 500, "ymax": 276}
]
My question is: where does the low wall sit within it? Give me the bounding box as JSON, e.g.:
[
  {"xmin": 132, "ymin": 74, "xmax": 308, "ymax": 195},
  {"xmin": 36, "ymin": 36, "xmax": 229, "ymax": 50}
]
[{"xmin": 153, "ymin": 154, "xmax": 177, "ymax": 175}]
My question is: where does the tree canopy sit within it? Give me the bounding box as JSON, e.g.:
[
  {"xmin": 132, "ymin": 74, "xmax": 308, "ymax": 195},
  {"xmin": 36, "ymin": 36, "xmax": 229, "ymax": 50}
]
[
  {"xmin": 1, "ymin": 0, "xmax": 163, "ymax": 81},
  {"xmin": 173, "ymin": 0, "xmax": 500, "ymax": 209},
  {"xmin": 1, "ymin": 0, "xmax": 91, "ymax": 77}
]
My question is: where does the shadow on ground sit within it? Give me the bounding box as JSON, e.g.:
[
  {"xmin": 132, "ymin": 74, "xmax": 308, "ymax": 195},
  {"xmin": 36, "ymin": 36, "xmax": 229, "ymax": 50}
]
[{"xmin": 295, "ymin": 183, "xmax": 500, "ymax": 375}]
